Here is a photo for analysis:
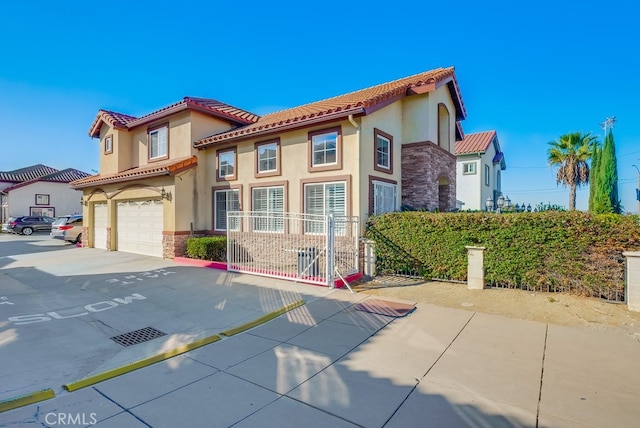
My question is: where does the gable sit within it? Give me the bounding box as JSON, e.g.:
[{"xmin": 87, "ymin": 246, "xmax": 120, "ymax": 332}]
[{"xmin": 194, "ymin": 67, "xmax": 466, "ymax": 148}]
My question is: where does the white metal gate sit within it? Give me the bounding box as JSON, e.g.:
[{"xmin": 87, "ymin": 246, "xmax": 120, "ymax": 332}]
[{"xmin": 226, "ymin": 212, "xmax": 359, "ymax": 287}]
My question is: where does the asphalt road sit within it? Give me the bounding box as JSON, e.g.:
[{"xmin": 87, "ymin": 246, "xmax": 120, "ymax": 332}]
[{"xmin": 0, "ymin": 233, "xmax": 328, "ymax": 402}]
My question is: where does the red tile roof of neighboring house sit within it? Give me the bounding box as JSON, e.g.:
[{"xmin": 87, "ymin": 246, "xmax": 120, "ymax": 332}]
[
  {"xmin": 70, "ymin": 156, "xmax": 198, "ymax": 189},
  {"xmin": 88, "ymin": 97, "xmax": 259, "ymax": 138},
  {"xmin": 194, "ymin": 67, "xmax": 466, "ymax": 148},
  {"xmin": 455, "ymin": 130, "xmax": 497, "ymax": 155},
  {"xmin": 0, "ymin": 164, "xmax": 59, "ymax": 183}
]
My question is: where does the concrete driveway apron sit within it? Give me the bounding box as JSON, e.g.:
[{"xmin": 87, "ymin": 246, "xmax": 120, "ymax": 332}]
[{"xmin": 0, "ymin": 235, "xmax": 332, "ymax": 402}]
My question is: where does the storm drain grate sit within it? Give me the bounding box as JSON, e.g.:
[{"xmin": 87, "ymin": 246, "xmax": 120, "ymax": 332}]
[{"xmin": 110, "ymin": 327, "xmax": 167, "ymax": 347}]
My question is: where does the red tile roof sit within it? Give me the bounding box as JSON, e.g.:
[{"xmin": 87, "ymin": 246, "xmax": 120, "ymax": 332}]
[
  {"xmin": 194, "ymin": 67, "xmax": 466, "ymax": 148},
  {"xmin": 455, "ymin": 131, "xmax": 497, "ymax": 155},
  {"xmin": 88, "ymin": 98, "xmax": 259, "ymax": 138},
  {"xmin": 70, "ymin": 156, "xmax": 197, "ymax": 189}
]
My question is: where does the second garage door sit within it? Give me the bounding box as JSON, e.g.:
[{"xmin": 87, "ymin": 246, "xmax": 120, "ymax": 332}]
[
  {"xmin": 93, "ymin": 203, "xmax": 108, "ymax": 249},
  {"xmin": 116, "ymin": 200, "xmax": 164, "ymax": 257}
]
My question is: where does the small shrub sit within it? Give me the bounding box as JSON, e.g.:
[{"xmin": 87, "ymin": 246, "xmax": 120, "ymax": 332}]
[{"xmin": 186, "ymin": 236, "xmax": 227, "ymax": 261}]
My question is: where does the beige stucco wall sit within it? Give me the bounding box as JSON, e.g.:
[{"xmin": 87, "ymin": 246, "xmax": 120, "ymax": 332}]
[
  {"xmin": 205, "ymin": 119, "xmax": 361, "ymax": 228},
  {"xmin": 403, "ymin": 86, "xmax": 456, "ymax": 154},
  {"xmin": 359, "ymin": 103, "xmax": 403, "ymax": 220}
]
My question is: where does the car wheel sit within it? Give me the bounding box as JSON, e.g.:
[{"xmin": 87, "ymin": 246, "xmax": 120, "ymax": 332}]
[
  {"xmin": 22, "ymin": 227, "xmax": 33, "ymax": 236},
  {"xmin": 74, "ymin": 233, "xmax": 82, "ymax": 244}
]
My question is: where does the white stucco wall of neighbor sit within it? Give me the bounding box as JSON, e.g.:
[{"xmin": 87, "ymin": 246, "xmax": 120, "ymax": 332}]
[{"xmin": 7, "ymin": 182, "xmax": 82, "ymax": 218}]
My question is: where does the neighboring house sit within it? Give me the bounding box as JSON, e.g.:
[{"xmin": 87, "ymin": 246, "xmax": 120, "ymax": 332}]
[
  {"xmin": 0, "ymin": 165, "xmax": 90, "ymax": 223},
  {"xmin": 455, "ymin": 130, "xmax": 507, "ymax": 210},
  {"xmin": 72, "ymin": 66, "xmax": 467, "ymax": 258}
]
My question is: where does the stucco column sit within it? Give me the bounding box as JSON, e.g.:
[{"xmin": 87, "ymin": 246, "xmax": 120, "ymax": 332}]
[
  {"xmin": 465, "ymin": 246, "xmax": 486, "ymax": 290},
  {"xmin": 360, "ymin": 239, "xmax": 376, "ymax": 277},
  {"xmin": 623, "ymin": 251, "xmax": 640, "ymax": 312}
]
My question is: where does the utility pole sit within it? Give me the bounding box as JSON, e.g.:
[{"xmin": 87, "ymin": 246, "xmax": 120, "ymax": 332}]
[{"xmin": 633, "ymin": 164, "xmax": 640, "ymax": 215}]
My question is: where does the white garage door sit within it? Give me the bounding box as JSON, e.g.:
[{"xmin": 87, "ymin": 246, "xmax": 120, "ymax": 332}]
[
  {"xmin": 93, "ymin": 203, "xmax": 108, "ymax": 250},
  {"xmin": 117, "ymin": 200, "xmax": 164, "ymax": 257}
]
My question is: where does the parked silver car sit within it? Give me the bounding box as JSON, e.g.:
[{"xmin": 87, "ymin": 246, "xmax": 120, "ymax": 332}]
[{"xmin": 50, "ymin": 215, "xmax": 83, "ymax": 243}]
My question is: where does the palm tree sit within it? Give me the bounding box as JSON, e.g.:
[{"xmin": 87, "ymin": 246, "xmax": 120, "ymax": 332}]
[{"xmin": 547, "ymin": 132, "xmax": 598, "ymax": 210}]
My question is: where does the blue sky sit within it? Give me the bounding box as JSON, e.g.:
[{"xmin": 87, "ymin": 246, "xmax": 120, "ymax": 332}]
[{"xmin": 1, "ymin": 1, "xmax": 638, "ymax": 212}]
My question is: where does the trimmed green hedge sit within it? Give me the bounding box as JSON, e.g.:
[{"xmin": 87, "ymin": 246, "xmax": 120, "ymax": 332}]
[
  {"xmin": 365, "ymin": 211, "xmax": 640, "ymax": 291},
  {"xmin": 186, "ymin": 236, "xmax": 227, "ymax": 261}
]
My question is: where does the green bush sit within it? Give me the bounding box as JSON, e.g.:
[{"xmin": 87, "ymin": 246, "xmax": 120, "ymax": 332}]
[
  {"xmin": 365, "ymin": 211, "xmax": 640, "ymax": 292},
  {"xmin": 186, "ymin": 236, "xmax": 227, "ymax": 261}
]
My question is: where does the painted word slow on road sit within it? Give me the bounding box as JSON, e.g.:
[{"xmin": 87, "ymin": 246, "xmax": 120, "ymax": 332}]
[{"xmin": 7, "ymin": 293, "xmax": 147, "ymax": 325}]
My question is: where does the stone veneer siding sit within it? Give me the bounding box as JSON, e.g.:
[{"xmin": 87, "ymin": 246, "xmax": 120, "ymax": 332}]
[
  {"xmin": 401, "ymin": 141, "xmax": 456, "ymax": 211},
  {"xmin": 162, "ymin": 231, "xmax": 208, "ymax": 259}
]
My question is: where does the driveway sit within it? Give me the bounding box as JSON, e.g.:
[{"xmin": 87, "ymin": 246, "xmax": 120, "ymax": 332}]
[{"xmin": 0, "ymin": 234, "xmax": 333, "ymax": 402}]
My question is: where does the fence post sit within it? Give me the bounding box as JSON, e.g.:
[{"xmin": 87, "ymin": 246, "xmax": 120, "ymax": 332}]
[
  {"xmin": 623, "ymin": 251, "xmax": 640, "ymax": 312},
  {"xmin": 465, "ymin": 246, "xmax": 486, "ymax": 290},
  {"xmin": 327, "ymin": 214, "xmax": 335, "ymax": 288},
  {"xmin": 360, "ymin": 238, "xmax": 376, "ymax": 277}
]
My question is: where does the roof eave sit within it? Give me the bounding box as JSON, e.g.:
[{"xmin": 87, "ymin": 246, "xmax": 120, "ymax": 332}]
[
  {"xmin": 71, "ymin": 170, "xmax": 170, "ymax": 189},
  {"xmin": 194, "ymin": 107, "xmax": 365, "ymax": 149}
]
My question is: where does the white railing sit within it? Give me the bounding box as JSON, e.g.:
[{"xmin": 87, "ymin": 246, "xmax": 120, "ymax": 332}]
[{"xmin": 226, "ymin": 211, "xmax": 359, "ymax": 287}]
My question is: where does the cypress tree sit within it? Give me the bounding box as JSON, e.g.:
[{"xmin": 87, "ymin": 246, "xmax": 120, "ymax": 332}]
[{"xmin": 594, "ymin": 130, "xmax": 621, "ymax": 213}]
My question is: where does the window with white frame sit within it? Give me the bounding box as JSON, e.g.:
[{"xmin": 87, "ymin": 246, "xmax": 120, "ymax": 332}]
[
  {"xmin": 149, "ymin": 126, "xmax": 168, "ymax": 159},
  {"xmin": 372, "ymin": 180, "xmax": 397, "ymax": 215},
  {"xmin": 375, "ymin": 130, "xmax": 392, "ymax": 171},
  {"xmin": 218, "ymin": 149, "xmax": 236, "ymax": 179},
  {"xmin": 304, "ymin": 181, "xmax": 346, "ymax": 233},
  {"xmin": 252, "ymin": 186, "xmax": 284, "ymax": 232},
  {"xmin": 104, "ymin": 135, "xmax": 113, "ymax": 154},
  {"xmin": 485, "ymin": 165, "xmax": 490, "ymax": 186},
  {"xmin": 463, "ymin": 162, "xmax": 476, "ymax": 175},
  {"xmin": 214, "ymin": 189, "xmax": 240, "ymax": 231},
  {"xmin": 310, "ymin": 129, "xmax": 339, "ymax": 167},
  {"xmin": 257, "ymin": 141, "xmax": 278, "ymax": 174}
]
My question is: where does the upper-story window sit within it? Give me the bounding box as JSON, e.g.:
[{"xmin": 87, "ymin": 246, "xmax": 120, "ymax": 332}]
[
  {"xmin": 438, "ymin": 104, "xmax": 450, "ymax": 151},
  {"xmin": 217, "ymin": 147, "xmax": 237, "ymax": 181},
  {"xmin": 374, "ymin": 128, "xmax": 393, "ymax": 173},
  {"xmin": 308, "ymin": 126, "xmax": 342, "ymax": 172},
  {"xmin": 463, "ymin": 162, "xmax": 476, "ymax": 175},
  {"xmin": 255, "ymin": 139, "xmax": 280, "ymax": 177},
  {"xmin": 485, "ymin": 164, "xmax": 491, "ymax": 186},
  {"xmin": 149, "ymin": 125, "xmax": 168, "ymax": 160},
  {"xmin": 104, "ymin": 135, "xmax": 113, "ymax": 154}
]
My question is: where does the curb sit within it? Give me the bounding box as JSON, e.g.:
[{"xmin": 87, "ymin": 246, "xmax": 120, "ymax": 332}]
[
  {"xmin": 63, "ymin": 334, "xmax": 222, "ymax": 392},
  {"xmin": 0, "ymin": 389, "xmax": 55, "ymax": 413},
  {"xmin": 63, "ymin": 299, "xmax": 305, "ymax": 392},
  {"xmin": 220, "ymin": 300, "xmax": 305, "ymax": 337}
]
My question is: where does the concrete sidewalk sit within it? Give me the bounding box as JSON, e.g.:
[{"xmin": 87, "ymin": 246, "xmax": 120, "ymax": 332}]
[{"xmin": 2, "ymin": 284, "xmax": 640, "ymax": 427}]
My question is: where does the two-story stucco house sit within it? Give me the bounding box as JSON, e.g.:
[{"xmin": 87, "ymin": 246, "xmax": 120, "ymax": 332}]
[
  {"xmin": 455, "ymin": 130, "xmax": 507, "ymax": 211},
  {"xmin": 71, "ymin": 66, "xmax": 467, "ymax": 258},
  {"xmin": 1, "ymin": 165, "xmax": 90, "ymax": 223}
]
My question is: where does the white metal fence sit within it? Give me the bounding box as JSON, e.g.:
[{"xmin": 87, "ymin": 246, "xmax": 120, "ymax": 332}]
[{"xmin": 226, "ymin": 211, "xmax": 359, "ymax": 287}]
